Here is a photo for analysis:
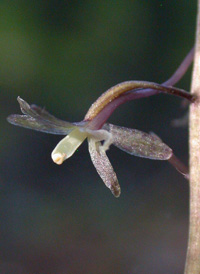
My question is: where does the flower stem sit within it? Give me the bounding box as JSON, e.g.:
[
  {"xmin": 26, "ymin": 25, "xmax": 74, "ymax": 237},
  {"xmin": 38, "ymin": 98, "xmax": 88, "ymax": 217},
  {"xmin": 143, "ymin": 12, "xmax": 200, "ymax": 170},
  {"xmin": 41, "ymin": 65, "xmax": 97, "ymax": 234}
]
[
  {"xmin": 185, "ymin": 1, "xmax": 200, "ymax": 273},
  {"xmin": 168, "ymin": 154, "xmax": 189, "ymax": 179},
  {"xmin": 87, "ymin": 48, "xmax": 195, "ymax": 130}
]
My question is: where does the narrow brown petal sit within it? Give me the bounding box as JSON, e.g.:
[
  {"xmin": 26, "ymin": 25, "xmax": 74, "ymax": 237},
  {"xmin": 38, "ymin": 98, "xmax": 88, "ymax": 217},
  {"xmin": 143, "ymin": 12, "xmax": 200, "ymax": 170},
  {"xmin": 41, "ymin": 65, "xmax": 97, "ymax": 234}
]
[
  {"xmin": 88, "ymin": 138, "xmax": 121, "ymax": 197},
  {"xmin": 84, "ymin": 81, "xmax": 195, "ymax": 121}
]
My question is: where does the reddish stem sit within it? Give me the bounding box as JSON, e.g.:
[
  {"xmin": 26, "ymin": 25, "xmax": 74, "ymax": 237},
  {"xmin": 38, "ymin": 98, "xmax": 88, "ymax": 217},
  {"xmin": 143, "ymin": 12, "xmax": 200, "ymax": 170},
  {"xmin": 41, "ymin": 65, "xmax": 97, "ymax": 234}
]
[{"xmin": 88, "ymin": 48, "xmax": 194, "ymax": 130}]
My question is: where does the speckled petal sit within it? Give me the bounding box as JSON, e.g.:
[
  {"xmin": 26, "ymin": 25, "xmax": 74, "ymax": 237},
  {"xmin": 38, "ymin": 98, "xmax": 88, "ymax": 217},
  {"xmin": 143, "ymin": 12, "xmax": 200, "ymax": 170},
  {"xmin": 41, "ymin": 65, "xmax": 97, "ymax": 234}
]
[
  {"xmin": 88, "ymin": 138, "xmax": 121, "ymax": 197},
  {"xmin": 104, "ymin": 124, "xmax": 172, "ymax": 160},
  {"xmin": 7, "ymin": 97, "xmax": 75, "ymax": 135}
]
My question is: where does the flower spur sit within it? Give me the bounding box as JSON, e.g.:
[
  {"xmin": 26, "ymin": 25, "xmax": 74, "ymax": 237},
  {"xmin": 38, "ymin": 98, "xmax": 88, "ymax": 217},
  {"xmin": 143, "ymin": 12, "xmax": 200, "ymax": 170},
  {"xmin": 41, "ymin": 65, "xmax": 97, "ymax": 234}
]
[{"xmin": 7, "ymin": 79, "xmax": 196, "ymax": 197}]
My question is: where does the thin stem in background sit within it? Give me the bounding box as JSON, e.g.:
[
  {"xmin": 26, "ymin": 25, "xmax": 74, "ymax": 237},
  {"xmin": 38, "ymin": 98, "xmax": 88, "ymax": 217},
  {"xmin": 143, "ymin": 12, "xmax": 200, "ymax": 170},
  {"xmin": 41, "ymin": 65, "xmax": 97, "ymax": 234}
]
[{"xmin": 185, "ymin": 1, "xmax": 200, "ymax": 273}]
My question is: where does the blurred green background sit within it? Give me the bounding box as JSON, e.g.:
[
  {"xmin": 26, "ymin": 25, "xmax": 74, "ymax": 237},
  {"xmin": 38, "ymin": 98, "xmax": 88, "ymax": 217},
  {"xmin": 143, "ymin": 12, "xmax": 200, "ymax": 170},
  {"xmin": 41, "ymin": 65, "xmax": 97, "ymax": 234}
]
[{"xmin": 0, "ymin": 1, "xmax": 196, "ymax": 273}]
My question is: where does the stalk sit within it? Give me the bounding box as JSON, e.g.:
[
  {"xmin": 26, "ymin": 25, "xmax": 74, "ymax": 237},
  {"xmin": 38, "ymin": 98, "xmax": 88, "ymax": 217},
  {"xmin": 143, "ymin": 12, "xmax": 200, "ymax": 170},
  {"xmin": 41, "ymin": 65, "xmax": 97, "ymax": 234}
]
[{"xmin": 185, "ymin": 1, "xmax": 200, "ymax": 273}]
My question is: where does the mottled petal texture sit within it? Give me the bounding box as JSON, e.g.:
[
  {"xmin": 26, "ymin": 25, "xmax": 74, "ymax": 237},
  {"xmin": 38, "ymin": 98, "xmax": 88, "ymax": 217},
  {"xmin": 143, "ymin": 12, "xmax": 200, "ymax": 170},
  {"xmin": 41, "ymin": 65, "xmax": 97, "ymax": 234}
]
[
  {"xmin": 88, "ymin": 138, "xmax": 121, "ymax": 197},
  {"xmin": 7, "ymin": 97, "xmax": 75, "ymax": 135},
  {"xmin": 104, "ymin": 124, "xmax": 172, "ymax": 160}
]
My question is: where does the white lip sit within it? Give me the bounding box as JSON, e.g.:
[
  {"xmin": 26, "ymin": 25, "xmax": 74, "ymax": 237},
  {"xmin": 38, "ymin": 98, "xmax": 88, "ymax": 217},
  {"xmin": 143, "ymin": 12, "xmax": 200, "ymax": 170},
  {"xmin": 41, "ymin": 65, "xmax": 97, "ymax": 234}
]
[{"xmin": 51, "ymin": 128, "xmax": 87, "ymax": 164}]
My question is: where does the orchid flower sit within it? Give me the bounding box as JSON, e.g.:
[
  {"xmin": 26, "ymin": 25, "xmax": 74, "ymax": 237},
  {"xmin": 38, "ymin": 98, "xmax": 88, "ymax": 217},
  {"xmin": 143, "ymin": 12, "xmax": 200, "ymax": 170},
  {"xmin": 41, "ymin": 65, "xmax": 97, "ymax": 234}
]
[{"xmin": 7, "ymin": 78, "xmax": 196, "ymax": 197}]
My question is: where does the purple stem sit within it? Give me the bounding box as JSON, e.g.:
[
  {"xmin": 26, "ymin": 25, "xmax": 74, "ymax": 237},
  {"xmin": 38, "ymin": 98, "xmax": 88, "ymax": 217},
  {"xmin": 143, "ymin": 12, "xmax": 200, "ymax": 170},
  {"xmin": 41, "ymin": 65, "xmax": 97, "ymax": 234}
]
[
  {"xmin": 89, "ymin": 47, "xmax": 194, "ymax": 130},
  {"xmin": 164, "ymin": 47, "xmax": 194, "ymax": 86},
  {"xmin": 168, "ymin": 154, "xmax": 189, "ymax": 180}
]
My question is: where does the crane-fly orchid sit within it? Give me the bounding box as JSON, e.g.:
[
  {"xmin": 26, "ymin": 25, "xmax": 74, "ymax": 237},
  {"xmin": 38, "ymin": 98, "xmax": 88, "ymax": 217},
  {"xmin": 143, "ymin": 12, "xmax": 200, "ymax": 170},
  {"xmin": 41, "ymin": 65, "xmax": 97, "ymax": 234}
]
[{"xmin": 7, "ymin": 79, "xmax": 196, "ymax": 197}]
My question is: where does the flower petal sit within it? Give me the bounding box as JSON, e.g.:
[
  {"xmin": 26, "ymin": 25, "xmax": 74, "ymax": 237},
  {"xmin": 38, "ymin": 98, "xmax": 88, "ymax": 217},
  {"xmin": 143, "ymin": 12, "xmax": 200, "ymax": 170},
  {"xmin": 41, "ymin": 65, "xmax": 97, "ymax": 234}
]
[
  {"xmin": 7, "ymin": 97, "xmax": 75, "ymax": 135},
  {"xmin": 7, "ymin": 114, "xmax": 75, "ymax": 135},
  {"xmin": 51, "ymin": 128, "xmax": 87, "ymax": 164},
  {"xmin": 88, "ymin": 138, "xmax": 121, "ymax": 197},
  {"xmin": 104, "ymin": 124, "xmax": 172, "ymax": 160},
  {"xmin": 29, "ymin": 103, "xmax": 75, "ymax": 128}
]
